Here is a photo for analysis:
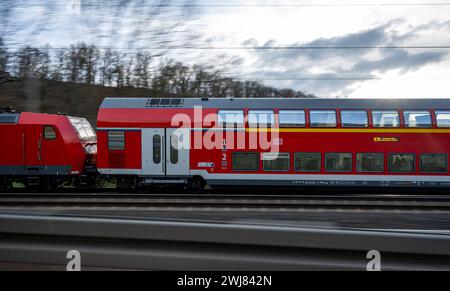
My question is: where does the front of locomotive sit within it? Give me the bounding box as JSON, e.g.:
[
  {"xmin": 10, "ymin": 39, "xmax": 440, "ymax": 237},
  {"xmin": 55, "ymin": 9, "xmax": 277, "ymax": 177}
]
[{"xmin": 67, "ymin": 116, "xmax": 98, "ymax": 173}]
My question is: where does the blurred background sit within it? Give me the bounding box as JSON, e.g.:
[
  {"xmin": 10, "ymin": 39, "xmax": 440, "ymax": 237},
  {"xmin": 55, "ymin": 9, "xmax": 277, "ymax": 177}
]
[{"xmin": 1, "ymin": 0, "xmax": 450, "ymax": 123}]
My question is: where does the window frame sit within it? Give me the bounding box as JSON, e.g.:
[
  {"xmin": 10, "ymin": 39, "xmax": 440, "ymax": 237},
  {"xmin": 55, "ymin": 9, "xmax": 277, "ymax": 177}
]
[
  {"xmin": 170, "ymin": 134, "xmax": 179, "ymax": 164},
  {"xmin": 108, "ymin": 131, "xmax": 125, "ymax": 151},
  {"xmin": 420, "ymin": 153, "xmax": 448, "ymax": 174},
  {"xmin": 248, "ymin": 110, "xmax": 275, "ymax": 127},
  {"xmin": 153, "ymin": 134, "xmax": 161, "ymax": 164},
  {"xmin": 325, "ymin": 152, "xmax": 353, "ymax": 172},
  {"xmin": 435, "ymin": 110, "xmax": 450, "ymax": 128},
  {"xmin": 43, "ymin": 126, "xmax": 57, "ymax": 140},
  {"xmin": 232, "ymin": 152, "xmax": 260, "ymax": 172},
  {"xmin": 356, "ymin": 152, "xmax": 384, "ymax": 173},
  {"xmin": 279, "ymin": 110, "xmax": 306, "ymax": 128},
  {"xmin": 68, "ymin": 116, "xmax": 96, "ymax": 143},
  {"xmin": 217, "ymin": 110, "xmax": 245, "ymax": 127},
  {"xmin": 340, "ymin": 110, "xmax": 369, "ymax": 128},
  {"xmin": 403, "ymin": 110, "xmax": 432, "ymax": 128},
  {"xmin": 262, "ymin": 152, "xmax": 290, "ymax": 172},
  {"xmin": 372, "ymin": 110, "xmax": 400, "ymax": 128},
  {"xmin": 294, "ymin": 152, "xmax": 322, "ymax": 172},
  {"xmin": 388, "ymin": 153, "xmax": 416, "ymax": 173},
  {"xmin": 309, "ymin": 110, "xmax": 337, "ymax": 128}
]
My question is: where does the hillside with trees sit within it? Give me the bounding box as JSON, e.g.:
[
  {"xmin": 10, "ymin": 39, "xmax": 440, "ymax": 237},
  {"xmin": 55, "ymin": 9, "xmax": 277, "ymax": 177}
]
[{"xmin": 0, "ymin": 40, "xmax": 314, "ymax": 124}]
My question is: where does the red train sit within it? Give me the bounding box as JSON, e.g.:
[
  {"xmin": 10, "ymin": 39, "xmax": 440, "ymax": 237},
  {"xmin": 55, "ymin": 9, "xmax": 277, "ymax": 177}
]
[
  {"xmin": 1, "ymin": 97, "xmax": 450, "ymax": 190},
  {"xmin": 0, "ymin": 106, "xmax": 96, "ymax": 189}
]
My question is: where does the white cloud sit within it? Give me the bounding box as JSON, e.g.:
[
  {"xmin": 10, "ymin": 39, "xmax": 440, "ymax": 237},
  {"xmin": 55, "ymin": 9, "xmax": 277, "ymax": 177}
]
[
  {"xmin": 193, "ymin": 1, "xmax": 450, "ymax": 98},
  {"xmin": 348, "ymin": 62, "xmax": 450, "ymax": 99}
]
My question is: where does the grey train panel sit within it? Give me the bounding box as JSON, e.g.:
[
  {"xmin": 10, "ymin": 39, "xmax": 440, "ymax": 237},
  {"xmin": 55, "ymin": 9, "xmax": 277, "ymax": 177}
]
[
  {"xmin": 0, "ymin": 166, "xmax": 72, "ymax": 176},
  {"xmin": 206, "ymin": 179, "xmax": 450, "ymax": 188},
  {"xmin": 100, "ymin": 97, "xmax": 450, "ymax": 110}
]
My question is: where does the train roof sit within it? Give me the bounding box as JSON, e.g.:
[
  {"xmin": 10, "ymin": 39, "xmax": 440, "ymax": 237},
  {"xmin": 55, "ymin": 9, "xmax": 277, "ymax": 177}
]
[
  {"xmin": 0, "ymin": 111, "xmax": 73, "ymax": 125},
  {"xmin": 100, "ymin": 97, "xmax": 450, "ymax": 110}
]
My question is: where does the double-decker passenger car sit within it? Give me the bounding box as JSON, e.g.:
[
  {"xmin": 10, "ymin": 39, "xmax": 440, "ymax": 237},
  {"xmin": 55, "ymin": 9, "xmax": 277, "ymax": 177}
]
[
  {"xmin": 97, "ymin": 97, "xmax": 450, "ymax": 189},
  {"xmin": 0, "ymin": 107, "xmax": 97, "ymax": 189}
]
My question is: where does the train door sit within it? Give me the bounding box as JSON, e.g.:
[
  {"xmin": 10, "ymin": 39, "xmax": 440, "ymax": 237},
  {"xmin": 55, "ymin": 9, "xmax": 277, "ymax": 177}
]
[
  {"xmin": 165, "ymin": 128, "xmax": 190, "ymax": 177},
  {"xmin": 23, "ymin": 125, "xmax": 43, "ymax": 167},
  {"xmin": 41, "ymin": 125, "xmax": 58, "ymax": 165},
  {"xmin": 142, "ymin": 128, "xmax": 190, "ymax": 177},
  {"xmin": 142, "ymin": 128, "xmax": 165, "ymax": 176}
]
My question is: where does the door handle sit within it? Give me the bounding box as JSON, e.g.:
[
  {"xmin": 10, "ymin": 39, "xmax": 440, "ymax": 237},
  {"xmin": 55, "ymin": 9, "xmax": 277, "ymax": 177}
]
[
  {"xmin": 162, "ymin": 135, "xmax": 165, "ymax": 173},
  {"xmin": 22, "ymin": 133, "xmax": 25, "ymax": 166}
]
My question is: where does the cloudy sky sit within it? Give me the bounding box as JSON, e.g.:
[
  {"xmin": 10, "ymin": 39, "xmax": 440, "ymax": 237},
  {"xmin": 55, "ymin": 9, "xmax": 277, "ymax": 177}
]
[{"xmin": 2, "ymin": 0, "xmax": 450, "ymax": 98}]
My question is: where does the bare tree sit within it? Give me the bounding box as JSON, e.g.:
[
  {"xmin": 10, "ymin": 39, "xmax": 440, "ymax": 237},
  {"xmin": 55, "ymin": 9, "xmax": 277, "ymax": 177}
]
[
  {"xmin": 0, "ymin": 38, "xmax": 8, "ymax": 74},
  {"xmin": 209, "ymin": 71, "xmax": 227, "ymax": 97},
  {"xmin": 65, "ymin": 43, "xmax": 100, "ymax": 84},
  {"xmin": 66, "ymin": 45, "xmax": 80, "ymax": 83},
  {"xmin": 5, "ymin": 44, "xmax": 310, "ymax": 98},
  {"xmin": 125, "ymin": 57, "xmax": 134, "ymax": 87},
  {"xmin": 153, "ymin": 60, "xmax": 177, "ymax": 93},
  {"xmin": 133, "ymin": 52, "xmax": 152, "ymax": 88},
  {"xmin": 190, "ymin": 65, "xmax": 209, "ymax": 97},
  {"xmin": 111, "ymin": 53, "xmax": 125, "ymax": 87},
  {"xmin": 14, "ymin": 46, "xmax": 50, "ymax": 79},
  {"xmin": 50, "ymin": 50, "xmax": 66, "ymax": 81},
  {"xmin": 173, "ymin": 62, "xmax": 193, "ymax": 96},
  {"xmin": 99, "ymin": 49, "xmax": 116, "ymax": 86},
  {"xmin": 230, "ymin": 80, "xmax": 245, "ymax": 97},
  {"xmin": 82, "ymin": 45, "xmax": 99, "ymax": 85}
]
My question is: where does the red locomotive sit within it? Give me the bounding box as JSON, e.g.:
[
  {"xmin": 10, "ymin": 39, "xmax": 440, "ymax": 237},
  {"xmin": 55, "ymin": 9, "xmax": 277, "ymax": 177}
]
[
  {"xmin": 1, "ymin": 97, "xmax": 450, "ymax": 191},
  {"xmin": 97, "ymin": 97, "xmax": 450, "ymax": 189},
  {"xmin": 0, "ymin": 106, "xmax": 96, "ymax": 189}
]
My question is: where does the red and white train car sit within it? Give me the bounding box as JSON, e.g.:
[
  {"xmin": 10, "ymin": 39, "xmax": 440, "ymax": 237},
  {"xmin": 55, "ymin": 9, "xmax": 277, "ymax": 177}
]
[
  {"xmin": 0, "ymin": 108, "xmax": 97, "ymax": 188},
  {"xmin": 97, "ymin": 97, "xmax": 450, "ymax": 188}
]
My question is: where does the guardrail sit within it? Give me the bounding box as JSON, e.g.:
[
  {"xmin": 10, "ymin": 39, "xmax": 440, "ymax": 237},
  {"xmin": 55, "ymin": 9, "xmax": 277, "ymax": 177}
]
[{"xmin": 0, "ymin": 212, "xmax": 449, "ymax": 270}]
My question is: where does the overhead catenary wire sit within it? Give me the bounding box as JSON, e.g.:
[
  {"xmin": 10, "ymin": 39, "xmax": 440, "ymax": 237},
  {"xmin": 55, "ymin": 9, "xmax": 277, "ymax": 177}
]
[
  {"xmin": 20, "ymin": 3, "xmax": 450, "ymax": 7},
  {"xmin": 3, "ymin": 45, "xmax": 450, "ymax": 50}
]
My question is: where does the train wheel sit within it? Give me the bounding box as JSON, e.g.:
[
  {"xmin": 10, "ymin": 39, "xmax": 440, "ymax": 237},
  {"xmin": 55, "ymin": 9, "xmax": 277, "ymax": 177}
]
[
  {"xmin": 187, "ymin": 176, "xmax": 207, "ymax": 193},
  {"xmin": 44, "ymin": 177, "xmax": 59, "ymax": 192},
  {"xmin": 116, "ymin": 176, "xmax": 136, "ymax": 193},
  {"xmin": 0, "ymin": 177, "xmax": 7, "ymax": 190}
]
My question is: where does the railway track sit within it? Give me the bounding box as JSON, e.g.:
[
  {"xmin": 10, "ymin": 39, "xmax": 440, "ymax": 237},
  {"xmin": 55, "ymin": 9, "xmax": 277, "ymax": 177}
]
[{"xmin": 0, "ymin": 193, "xmax": 450, "ymax": 212}]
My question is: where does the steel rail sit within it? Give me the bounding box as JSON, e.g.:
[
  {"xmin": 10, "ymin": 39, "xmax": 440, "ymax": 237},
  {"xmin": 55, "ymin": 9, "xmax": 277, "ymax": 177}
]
[
  {"xmin": 2, "ymin": 192, "xmax": 450, "ymax": 200},
  {"xmin": 0, "ymin": 197, "xmax": 449, "ymax": 212}
]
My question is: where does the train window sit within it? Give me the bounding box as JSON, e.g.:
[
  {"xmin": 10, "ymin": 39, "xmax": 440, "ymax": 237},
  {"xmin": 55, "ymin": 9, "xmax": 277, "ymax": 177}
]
[
  {"xmin": 279, "ymin": 110, "xmax": 306, "ymax": 127},
  {"xmin": 325, "ymin": 153, "xmax": 352, "ymax": 172},
  {"xmin": 262, "ymin": 153, "xmax": 290, "ymax": 171},
  {"xmin": 420, "ymin": 154, "xmax": 447, "ymax": 173},
  {"xmin": 294, "ymin": 153, "xmax": 321, "ymax": 172},
  {"xmin": 310, "ymin": 110, "xmax": 337, "ymax": 127},
  {"xmin": 153, "ymin": 135, "xmax": 161, "ymax": 164},
  {"xmin": 108, "ymin": 131, "xmax": 125, "ymax": 150},
  {"xmin": 372, "ymin": 111, "xmax": 400, "ymax": 127},
  {"xmin": 248, "ymin": 110, "xmax": 275, "ymax": 127},
  {"xmin": 436, "ymin": 111, "xmax": 450, "ymax": 128},
  {"xmin": 170, "ymin": 134, "xmax": 179, "ymax": 164},
  {"xmin": 356, "ymin": 153, "xmax": 384, "ymax": 172},
  {"xmin": 404, "ymin": 111, "xmax": 432, "ymax": 128},
  {"xmin": 389, "ymin": 154, "xmax": 415, "ymax": 172},
  {"xmin": 68, "ymin": 117, "xmax": 97, "ymax": 142},
  {"xmin": 233, "ymin": 152, "xmax": 259, "ymax": 171},
  {"xmin": 341, "ymin": 110, "xmax": 368, "ymax": 127},
  {"xmin": 43, "ymin": 126, "xmax": 57, "ymax": 140},
  {"xmin": 218, "ymin": 110, "xmax": 244, "ymax": 127}
]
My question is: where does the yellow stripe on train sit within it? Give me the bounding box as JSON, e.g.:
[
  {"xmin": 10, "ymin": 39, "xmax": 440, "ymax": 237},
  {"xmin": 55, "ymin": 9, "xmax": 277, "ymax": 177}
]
[{"xmin": 246, "ymin": 128, "xmax": 450, "ymax": 133}]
